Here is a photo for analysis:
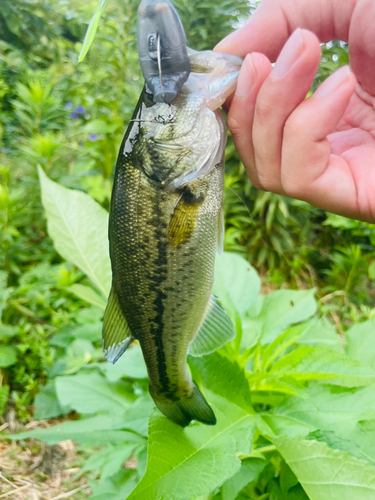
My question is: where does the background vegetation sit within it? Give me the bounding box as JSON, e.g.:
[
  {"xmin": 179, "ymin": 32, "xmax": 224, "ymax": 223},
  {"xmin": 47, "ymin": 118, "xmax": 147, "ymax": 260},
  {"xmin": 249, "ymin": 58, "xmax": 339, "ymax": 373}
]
[{"xmin": 0, "ymin": 0, "xmax": 375, "ymax": 499}]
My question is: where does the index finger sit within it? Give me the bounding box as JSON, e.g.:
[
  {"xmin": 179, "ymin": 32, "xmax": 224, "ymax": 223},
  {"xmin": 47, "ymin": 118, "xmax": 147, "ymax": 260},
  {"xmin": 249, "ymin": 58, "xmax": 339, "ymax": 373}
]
[{"xmin": 215, "ymin": 0, "xmax": 357, "ymax": 61}]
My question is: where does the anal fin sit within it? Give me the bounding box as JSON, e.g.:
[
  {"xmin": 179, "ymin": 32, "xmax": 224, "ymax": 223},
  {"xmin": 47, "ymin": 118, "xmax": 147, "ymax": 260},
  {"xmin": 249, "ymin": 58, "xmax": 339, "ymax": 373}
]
[
  {"xmin": 102, "ymin": 286, "xmax": 134, "ymax": 364},
  {"xmin": 189, "ymin": 295, "xmax": 235, "ymax": 357}
]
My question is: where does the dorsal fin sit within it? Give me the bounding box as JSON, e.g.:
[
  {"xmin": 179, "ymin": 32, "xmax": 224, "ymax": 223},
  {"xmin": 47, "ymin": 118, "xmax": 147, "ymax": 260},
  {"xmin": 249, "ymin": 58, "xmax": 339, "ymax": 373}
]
[
  {"xmin": 189, "ymin": 295, "xmax": 235, "ymax": 357},
  {"xmin": 102, "ymin": 286, "xmax": 134, "ymax": 364}
]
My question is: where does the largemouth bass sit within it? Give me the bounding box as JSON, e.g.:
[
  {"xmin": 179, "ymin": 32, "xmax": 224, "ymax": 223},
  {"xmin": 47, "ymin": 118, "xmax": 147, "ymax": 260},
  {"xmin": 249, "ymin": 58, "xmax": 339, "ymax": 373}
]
[{"xmin": 102, "ymin": 2, "xmax": 242, "ymax": 427}]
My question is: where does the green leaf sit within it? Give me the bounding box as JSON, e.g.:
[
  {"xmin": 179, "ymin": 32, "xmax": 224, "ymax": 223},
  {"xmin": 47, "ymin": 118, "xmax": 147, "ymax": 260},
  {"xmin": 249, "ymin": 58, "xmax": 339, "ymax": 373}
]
[
  {"xmin": 368, "ymin": 261, "xmax": 375, "ymax": 280},
  {"xmin": 10, "ymin": 397, "xmax": 152, "ymax": 445},
  {"xmin": 78, "ymin": 11, "xmax": 102, "ymax": 63},
  {"xmin": 189, "ymin": 351, "xmax": 253, "ymax": 413},
  {"xmin": 297, "ymin": 317, "xmax": 344, "ymax": 352},
  {"xmin": 242, "ymin": 289, "xmax": 317, "ymax": 348},
  {"xmin": 213, "ymin": 252, "xmax": 261, "ymax": 319},
  {"xmin": 0, "ymin": 385, "xmax": 9, "ymax": 416},
  {"xmin": 346, "ymin": 320, "xmax": 375, "ymax": 369},
  {"xmin": 269, "ymin": 347, "xmax": 375, "ymax": 387},
  {"xmin": 81, "ymin": 119, "xmax": 118, "ymax": 134},
  {"xmin": 83, "ymin": 443, "xmax": 142, "ymax": 478},
  {"xmin": 55, "ymin": 371, "xmax": 135, "ymax": 415},
  {"xmin": 34, "ymin": 382, "xmax": 66, "ymax": 420},
  {"xmin": 67, "ymin": 284, "xmax": 107, "ymax": 310},
  {"xmin": 273, "ymin": 435, "xmax": 375, "ymax": 500},
  {"xmin": 38, "ymin": 167, "xmax": 111, "ymax": 297},
  {"xmin": 128, "ymin": 353, "xmax": 256, "ymax": 500},
  {"xmin": 62, "ymin": 339, "xmax": 94, "ymax": 375},
  {"xmin": 221, "ymin": 457, "xmax": 266, "ymax": 500},
  {"xmin": 263, "ymin": 383, "xmax": 375, "ymax": 464},
  {"xmin": 0, "ymin": 346, "xmax": 17, "ymax": 367},
  {"xmin": 90, "ymin": 470, "xmax": 138, "ymax": 500},
  {"xmin": 0, "ymin": 324, "xmax": 18, "ymax": 340}
]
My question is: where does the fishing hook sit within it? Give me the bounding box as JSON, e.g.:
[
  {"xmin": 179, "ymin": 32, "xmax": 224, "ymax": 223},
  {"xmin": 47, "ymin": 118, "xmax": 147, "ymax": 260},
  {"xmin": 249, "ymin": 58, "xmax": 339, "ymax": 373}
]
[{"xmin": 156, "ymin": 33, "xmax": 163, "ymax": 88}]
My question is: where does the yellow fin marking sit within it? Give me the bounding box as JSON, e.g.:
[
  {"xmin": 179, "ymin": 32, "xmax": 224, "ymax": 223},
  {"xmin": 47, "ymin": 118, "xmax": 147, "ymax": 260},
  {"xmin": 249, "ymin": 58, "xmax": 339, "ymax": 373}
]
[{"xmin": 168, "ymin": 196, "xmax": 201, "ymax": 248}]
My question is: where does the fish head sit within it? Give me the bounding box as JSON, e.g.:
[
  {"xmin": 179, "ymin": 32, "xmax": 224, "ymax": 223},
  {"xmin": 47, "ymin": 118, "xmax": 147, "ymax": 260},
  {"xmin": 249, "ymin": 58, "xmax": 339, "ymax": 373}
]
[{"xmin": 131, "ymin": 50, "xmax": 242, "ymax": 187}]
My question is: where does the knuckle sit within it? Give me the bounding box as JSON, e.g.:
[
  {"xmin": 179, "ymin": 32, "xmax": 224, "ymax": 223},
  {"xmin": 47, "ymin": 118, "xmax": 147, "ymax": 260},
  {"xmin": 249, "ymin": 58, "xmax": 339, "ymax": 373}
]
[
  {"xmin": 227, "ymin": 114, "xmax": 242, "ymax": 137},
  {"xmin": 254, "ymin": 97, "xmax": 274, "ymax": 126}
]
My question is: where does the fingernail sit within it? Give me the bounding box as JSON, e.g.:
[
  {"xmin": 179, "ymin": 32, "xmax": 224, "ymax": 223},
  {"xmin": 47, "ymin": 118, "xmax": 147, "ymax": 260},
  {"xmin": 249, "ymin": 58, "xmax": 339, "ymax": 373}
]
[
  {"xmin": 314, "ymin": 66, "xmax": 352, "ymax": 98},
  {"xmin": 273, "ymin": 29, "xmax": 304, "ymax": 77},
  {"xmin": 236, "ymin": 54, "xmax": 256, "ymax": 98}
]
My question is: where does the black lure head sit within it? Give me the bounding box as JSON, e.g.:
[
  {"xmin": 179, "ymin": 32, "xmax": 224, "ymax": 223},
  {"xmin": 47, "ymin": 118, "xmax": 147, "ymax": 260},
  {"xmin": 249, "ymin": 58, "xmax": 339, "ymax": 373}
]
[{"xmin": 137, "ymin": 0, "xmax": 191, "ymax": 104}]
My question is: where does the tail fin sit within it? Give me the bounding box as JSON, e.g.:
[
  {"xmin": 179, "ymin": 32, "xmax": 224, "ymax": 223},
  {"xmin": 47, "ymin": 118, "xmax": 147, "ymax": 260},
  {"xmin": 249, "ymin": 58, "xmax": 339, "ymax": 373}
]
[{"xmin": 152, "ymin": 383, "xmax": 216, "ymax": 427}]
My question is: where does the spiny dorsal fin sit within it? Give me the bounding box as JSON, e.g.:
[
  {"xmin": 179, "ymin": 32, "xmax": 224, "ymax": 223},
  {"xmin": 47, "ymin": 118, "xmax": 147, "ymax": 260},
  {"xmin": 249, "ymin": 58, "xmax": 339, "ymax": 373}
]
[
  {"xmin": 102, "ymin": 286, "xmax": 134, "ymax": 364},
  {"xmin": 189, "ymin": 295, "xmax": 235, "ymax": 357}
]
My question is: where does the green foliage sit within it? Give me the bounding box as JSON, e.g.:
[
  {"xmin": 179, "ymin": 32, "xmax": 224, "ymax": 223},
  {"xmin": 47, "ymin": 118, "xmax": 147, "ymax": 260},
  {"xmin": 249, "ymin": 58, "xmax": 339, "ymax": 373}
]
[
  {"xmin": 8, "ymin": 175, "xmax": 375, "ymax": 498},
  {"xmin": 1, "ymin": 0, "xmax": 375, "ymax": 498}
]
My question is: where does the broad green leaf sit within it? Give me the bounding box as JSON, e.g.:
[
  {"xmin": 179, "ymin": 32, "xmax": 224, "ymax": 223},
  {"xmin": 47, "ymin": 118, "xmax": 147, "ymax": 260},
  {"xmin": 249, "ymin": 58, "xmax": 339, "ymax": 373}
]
[
  {"xmin": 55, "ymin": 371, "xmax": 135, "ymax": 415},
  {"xmin": 273, "ymin": 435, "xmax": 375, "ymax": 500},
  {"xmin": 83, "ymin": 442, "xmax": 143, "ymax": 478},
  {"xmin": 269, "ymin": 347, "xmax": 375, "ymax": 387},
  {"xmin": 10, "ymin": 399, "xmax": 151, "ymax": 445},
  {"xmin": 51, "ymin": 322, "xmax": 103, "ymax": 348},
  {"xmin": 90, "ymin": 470, "xmax": 138, "ymax": 500},
  {"xmin": 213, "ymin": 252, "xmax": 261, "ymax": 319},
  {"xmin": 128, "ymin": 352, "xmax": 256, "ymax": 500},
  {"xmin": 221, "ymin": 457, "xmax": 266, "ymax": 500},
  {"xmin": 38, "ymin": 167, "xmax": 111, "ymax": 297},
  {"xmin": 10, "ymin": 428, "xmax": 142, "ymax": 447},
  {"xmin": 0, "ymin": 324, "xmax": 18, "ymax": 340},
  {"xmin": 34, "ymin": 382, "xmax": 66, "ymax": 420},
  {"xmin": 189, "ymin": 351, "xmax": 253, "ymax": 413},
  {"xmin": 297, "ymin": 317, "xmax": 344, "ymax": 352},
  {"xmin": 241, "ymin": 289, "xmax": 317, "ymax": 349},
  {"xmin": 128, "ymin": 400, "xmax": 255, "ymax": 500},
  {"xmin": 346, "ymin": 320, "xmax": 375, "ymax": 369},
  {"xmin": 72, "ymin": 322, "xmax": 103, "ymax": 342},
  {"xmin": 62, "ymin": 339, "xmax": 94, "ymax": 375},
  {"xmin": 97, "ymin": 345, "xmax": 148, "ymax": 381},
  {"xmin": 67, "ymin": 284, "xmax": 107, "ymax": 310},
  {"xmin": 0, "ymin": 346, "xmax": 17, "ymax": 367},
  {"xmin": 263, "ymin": 383, "xmax": 375, "ymax": 464}
]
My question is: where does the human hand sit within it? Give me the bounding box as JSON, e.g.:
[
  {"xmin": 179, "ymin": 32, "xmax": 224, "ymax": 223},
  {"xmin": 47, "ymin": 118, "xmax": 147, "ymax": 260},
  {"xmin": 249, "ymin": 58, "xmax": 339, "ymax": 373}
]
[{"xmin": 216, "ymin": 0, "xmax": 375, "ymax": 223}]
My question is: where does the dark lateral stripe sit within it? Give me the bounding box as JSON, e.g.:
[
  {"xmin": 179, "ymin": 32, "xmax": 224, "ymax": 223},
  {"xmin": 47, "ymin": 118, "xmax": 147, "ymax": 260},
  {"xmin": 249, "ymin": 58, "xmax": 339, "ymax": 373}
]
[{"xmin": 148, "ymin": 193, "xmax": 171, "ymax": 395}]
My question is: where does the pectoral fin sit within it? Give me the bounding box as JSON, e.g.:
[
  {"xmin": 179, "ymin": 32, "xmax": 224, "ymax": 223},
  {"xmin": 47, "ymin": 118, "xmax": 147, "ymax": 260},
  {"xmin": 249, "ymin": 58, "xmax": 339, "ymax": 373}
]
[
  {"xmin": 102, "ymin": 286, "xmax": 134, "ymax": 364},
  {"xmin": 189, "ymin": 295, "xmax": 235, "ymax": 356}
]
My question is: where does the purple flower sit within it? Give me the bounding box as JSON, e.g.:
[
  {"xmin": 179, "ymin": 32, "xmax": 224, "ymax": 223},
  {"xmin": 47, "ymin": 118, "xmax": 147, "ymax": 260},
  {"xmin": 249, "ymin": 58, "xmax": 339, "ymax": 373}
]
[
  {"xmin": 75, "ymin": 106, "xmax": 86, "ymax": 115},
  {"xmin": 65, "ymin": 102, "xmax": 73, "ymax": 109},
  {"xmin": 70, "ymin": 112, "xmax": 78, "ymax": 120},
  {"xmin": 89, "ymin": 133, "xmax": 98, "ymax": 142}
]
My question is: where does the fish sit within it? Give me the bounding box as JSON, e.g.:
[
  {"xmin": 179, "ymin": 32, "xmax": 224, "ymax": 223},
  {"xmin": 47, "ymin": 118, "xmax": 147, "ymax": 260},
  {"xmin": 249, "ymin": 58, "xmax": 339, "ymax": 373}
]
[{"xmin": 102, "ymin": 1, "xmax": 242, "ymax": 427}]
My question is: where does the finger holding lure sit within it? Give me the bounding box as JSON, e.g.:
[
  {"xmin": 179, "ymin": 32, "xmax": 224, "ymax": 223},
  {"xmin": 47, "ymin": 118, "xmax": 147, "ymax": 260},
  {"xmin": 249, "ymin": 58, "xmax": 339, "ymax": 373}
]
[{"xmin": 102, "ymin": 0, "xmax": 243, "ymax": 427}]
